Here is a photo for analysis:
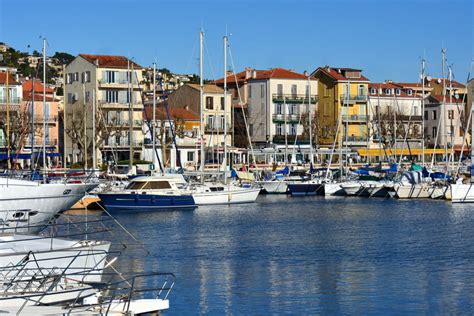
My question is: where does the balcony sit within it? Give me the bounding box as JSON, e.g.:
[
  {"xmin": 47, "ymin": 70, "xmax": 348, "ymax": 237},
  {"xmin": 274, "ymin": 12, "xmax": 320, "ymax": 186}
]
[
  {"xmin": 396, "ymin": 115, "xmax": 423, "ymax": 122},
  {"xmin": 342, "ymin": 135, "xmax": 368, "ymax": 146},
  {"xmin": 103, "ymin": 141, "xmax": 143, "ymax": 148},
  {"xmin": 106, "ymin": 119, "xmax": 143, "ymax": 128},
  {"xmin": 0, "ymin": 97, "xmax": 21, "ymax": 104},
  {"xmin": 272, "ymin": 113, "xmax": 300, "ymax": 123},
  {"xmin": 340, "ymin": 94, "xmax": 367, "ymax": 104},
  {"xmin": 23, "ymin": 139, "xmax": 59, "ymax": 147},
  {"xmin": 341, "ymin": 114, "xmax": 367, "ymax": 123},
  {"xmin": 272, "ymin": 135, "xmax": 310, "ymax": 144},
  {"xmin": 33, "ymin": 115, "xmax": 58, "ymax": 124},
  {"xmin": 98, "ymin": 100, "xmax": 143, "ymax": 109},
  {"xmin": 98, "ymin": 79, "xmax": 139, "ymax": 89},
  {"xmin": 272, "ymin": 94, "xmax": 318, "ymax": 104},
  {"xmin": 205, "ymin": 124, "xmax": 231, "ymax": 133}
]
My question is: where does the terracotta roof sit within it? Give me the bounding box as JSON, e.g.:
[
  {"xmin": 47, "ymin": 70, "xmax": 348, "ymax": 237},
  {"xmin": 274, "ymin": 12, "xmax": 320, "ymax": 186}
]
[
  {"xmin": 187, "ymin": 83, "xmax": 224, "ymax": 94},
  {"xmin": 429, "ymin": 78, "xmax": 465, "ymax": 88},
  {"xmin": 144, "ymin": 104, "xmax": 199, "ymax": 121},
  {"xmin": 22, "ymin": 93, "xmax": 57, "ymax": 102},
  {"xmin": 22, "ymin": 79, "xmax": 54, "ymax": 94},
  {"xmin": 0, "ymin": 73, "xmax": 20, "ymax": 85},
  {"xmin": 429, "ymin": 95, "xmax": 464, "ymax": 103},
  {"xmin": 214, "ymin": 68, "xmax": 312, "ymax": 84},
  {"xmin": 396, "ymin": 82, "xmax": 423, "ymax": 88},
  {"xmin": 79, "ymin": 54, "xmax": 142, "ymax": 69},
  {"xmin": 312, "ymin": 66, "xmax": 370, "ymax": 82}
]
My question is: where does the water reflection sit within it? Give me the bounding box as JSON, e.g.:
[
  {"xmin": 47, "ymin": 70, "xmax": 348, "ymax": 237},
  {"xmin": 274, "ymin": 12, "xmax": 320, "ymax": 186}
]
[{"xmin": 110, "ymin": 196, "xmax": 474, "ymax": 314}]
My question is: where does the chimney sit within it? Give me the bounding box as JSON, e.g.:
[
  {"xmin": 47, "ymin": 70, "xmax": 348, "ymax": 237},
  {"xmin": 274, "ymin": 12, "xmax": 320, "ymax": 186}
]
[
  {"xmin": 245, "ymin": 67, "xmax": 253, "ymax": 79},
  {"xmin": 252, "ymin": 70, "xmax": 257, "ymax": 79},
  {"xmin": 303, "ymin": 70, "xmax": 308, "ymax": 76},
  {"xmin": 325, "ymin": 66, "xmax": 331, "ymax": 72},
  {"xmin": 94, "ymin": 59, "xmax": 99, "ymax": 66},
  {"xmin": 226, "ymin": 70, "xmax": 233, "ymax": 77}
]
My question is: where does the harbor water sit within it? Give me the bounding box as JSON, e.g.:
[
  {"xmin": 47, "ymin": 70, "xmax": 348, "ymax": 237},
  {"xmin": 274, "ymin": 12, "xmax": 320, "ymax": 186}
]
[{"xmin": 112, "ymin": 195, "xmax": 474, "ymax": 314}]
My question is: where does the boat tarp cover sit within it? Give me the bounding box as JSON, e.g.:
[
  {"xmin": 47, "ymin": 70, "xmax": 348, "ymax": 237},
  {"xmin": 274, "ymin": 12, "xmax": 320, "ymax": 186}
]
[{"xmin": 276, "ymin": 166, "xmax": 290, "ymax": 175}]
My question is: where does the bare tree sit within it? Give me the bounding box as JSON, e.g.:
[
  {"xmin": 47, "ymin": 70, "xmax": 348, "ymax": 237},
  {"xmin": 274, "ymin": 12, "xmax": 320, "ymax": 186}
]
[{"xmin": 301, "ymin": 110, "xmax": 321, "ymax": 145}]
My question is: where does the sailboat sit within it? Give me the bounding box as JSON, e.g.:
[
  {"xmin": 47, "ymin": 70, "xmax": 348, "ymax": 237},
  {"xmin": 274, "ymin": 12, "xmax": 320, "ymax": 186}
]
[{"xmin": 189, "ymin": 32, "xmax": 260, "ymax": 205}]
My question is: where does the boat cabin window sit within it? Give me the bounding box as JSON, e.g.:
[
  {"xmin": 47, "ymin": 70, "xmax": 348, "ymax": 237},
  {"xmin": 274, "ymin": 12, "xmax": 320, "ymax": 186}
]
[
  {"xmin": 126, "ymin": 181, "xmax": 147, "ymax": 190},
  {"xmin": 142, "ymin": 181, "xmax": 172, "ymax": 189},
  {"xmin": 209, "ymin": 187, "xmax": 224, "ymax": 192}
]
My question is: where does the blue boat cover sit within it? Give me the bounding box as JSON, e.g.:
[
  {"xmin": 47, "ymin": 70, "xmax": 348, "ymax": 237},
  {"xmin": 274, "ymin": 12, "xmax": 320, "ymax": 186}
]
[{"xmin": 276, "ymin": 166, "xmax": 289, "ymax": 175}]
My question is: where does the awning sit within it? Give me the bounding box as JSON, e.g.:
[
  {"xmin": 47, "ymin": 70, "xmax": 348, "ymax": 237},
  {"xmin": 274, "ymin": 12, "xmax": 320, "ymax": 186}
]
[
  {"xmin": 357, "ymin": 148, "xmax": 448, "ymax": 157},
  {"xmin": 0, "ymin": 153, "xmax": 32, "ymax": 159}
]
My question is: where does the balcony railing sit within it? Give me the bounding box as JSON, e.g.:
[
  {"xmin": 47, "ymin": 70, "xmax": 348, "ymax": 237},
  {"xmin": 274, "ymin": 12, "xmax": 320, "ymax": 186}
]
[
  {"xmin": 0, "ymin": 97, "xmax": 21, "ymax": 104},
  {"xmin": 103, "ymin": 141, "xmax": 143, "ymax": 148},
  {"xmin": 340, "ymin": 94, "xmax": 367, "ymax": 103},
  {"xmin": 272, "ymin": 113, "xmax": 300, "ymax": 122},
  {"xmin": 21, "ymin": 139, "xmax": 58, "ymax": 147},
  {"xmin": 341, "ymin": 114, "xmax": 367, "ymax": 122},
  {"xmin": 272, "ymin": 94, "xmax": 318, "ymax": 104},
  {"xmin": 343, "ymin": 136, "xmax": 368, "ymax": 143},
  {"xmin": 205, "ymin": 124, "xmax": 231, "ymax": 133},
  {"xmin": 106, "ymin": 119, "xmax": 143, "ymax": 127},
  {"xmin": 272, "ymin": 135, "xmax": 310, "ymax": 144},
  {"xmin": 98, "ymin": 100, "xmax": 143, "ymax": 108},
  {"xmin": 33, "ymin": 115, "xmax": 58, "ymax": 124}
]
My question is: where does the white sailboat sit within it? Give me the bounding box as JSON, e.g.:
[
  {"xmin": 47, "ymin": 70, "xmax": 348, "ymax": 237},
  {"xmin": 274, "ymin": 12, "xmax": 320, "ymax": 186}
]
[{"xmin": 190, "ymin": 31, "xmax": 259, "ymax": 205}]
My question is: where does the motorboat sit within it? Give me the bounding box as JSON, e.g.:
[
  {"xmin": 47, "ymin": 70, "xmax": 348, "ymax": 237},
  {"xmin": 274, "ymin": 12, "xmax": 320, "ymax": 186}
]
[
  {"xmin": 0, "ymin": 178, "xmax": 98, "ymax": 233},
  {"xmin": 98, "ymin": 175, "xmax": 196, "ymax": 212}
]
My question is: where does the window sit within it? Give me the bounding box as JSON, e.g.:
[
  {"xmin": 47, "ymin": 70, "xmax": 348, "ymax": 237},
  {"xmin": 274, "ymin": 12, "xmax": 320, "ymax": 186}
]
[
  {"xmin": 260, "ymin": 84, "xmax": 264, "ymax": 98},
  {"xmin": 206, "ymin": 96, "xmax": 213, "ymax": 110},
  {"xmin": 187, "ymin": 151, "xmax": 195, "ymax": 162},
  {"xmin": 384, "ymin": 88, "xmax": 391, "ymax": 95},
  {"xmin": 413, "ymin": 106, "xmax": 418, "ymax": 116},
  {"xmin": 305, "ymin": 85, "xmax": 310, "ymax": 97},
  {"xmin": 207, "ymin": 115, "xmax": 214, "ymax": 128},
  {"xmin": 289, "ymin": 104, "xmax": 297, "ymax": 115},
  {"xmin": 74, "ymin": 72, "xmax": 79, "ymax": 82},
  {"xmin": 249, "ymin": 124, "xmax": 253, "ymax": 136},
  {"xmin": 449, "ymin": 125, "xmax": 454, "ymax": 136},
  {"xmin": 276, "ymin": 103, "xmax": 283, "ymax": 114},
  {"xmin": 276, "ymin": 123, "xmax": 283, "ymax": 135},
  {"xmin": 432, "ymin": 110, "xmax": 437, "ymax": 120},
  {"xmin": 85, "ymin": 91, "xmax": 91, "ymax": 103},
  {"xmin": 448, "ymin": 110, "xmax": 454, "ymax": 119},
  {"xmin": 370, "ymin": 88, "xmax": 376, "ymax": 94},
  {"xmin": 67, "ymin": 93, "xmax": 73, "ymax": 104},
  {"xmin": 220, "ymin": 115, "xmax": 225, "ymax": 130},
  {"xmin": 106, "ymin": 71, "xmax": 116, "ymax": 83},
  {"xmin": 290, "ymin": 123, "xmax": 297, "ymax": 135},
  {"xmin": 142, "ymin": 181, "xmax": 172, "ymax": 190},
  {"xmin": 407, "ymin": 89, "xmax": 413, "ymax": 96},
  {"xmin": 395, "ymin": 89, "xmax": 401, "ymax": 95},
  {"xmin": 291, "ymin": 85, "xmax": 297, "ymax": 97},
  {"xmin": 248, "ymin": 85, "xmax": 252, "ymax": 98},
  {"xmin": 67, "ymin": 73, "xmax": 72, "ymax": 84},
  {"xmin": 358, "ymin": 85, "xmax": 365, "ymax": 96},
  {"xmin": 220, "ymin": 97, "xmax": 225, "ymax": 110},
  {"xmin": 106, "ymin": 90, "xmax": 118, "ymax": 103},
  {"xmin": 432, "ymin": 126, "xmax": 437, "ymax": 138},
  {"xmin": 277, "ymin": 84, "xmax": 283, "ymax": 97},
  {"xmin": 424, "ymin": 110, "xmax": 428, "ymax": 120},
  {"xmin": 85, "ymin": 71, "xmax": 91, "ymax": 83}
]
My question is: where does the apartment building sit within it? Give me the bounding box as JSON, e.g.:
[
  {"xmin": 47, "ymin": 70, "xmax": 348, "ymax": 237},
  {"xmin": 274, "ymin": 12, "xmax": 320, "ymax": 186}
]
[
  {"xmin": 311, "ymin": 66, "xmax": 369, "ymax": 149},
  {"xmin": 368, "ymin": 82, "xmax": 423, "ymax": 149},
  {"xmin": 0, "ymin": 72, "xmax": 22, "ymax": 164},
  {"xmin": 215, "ymin": 68, "xmax": 318, "ymax": 162},
  {"xmin": 64, "ymin": 54, "xmax": 144, "ymax": 166},
  {"xmin": 22, "ymin": 79, "xmax": 61, "ymax": 165}
]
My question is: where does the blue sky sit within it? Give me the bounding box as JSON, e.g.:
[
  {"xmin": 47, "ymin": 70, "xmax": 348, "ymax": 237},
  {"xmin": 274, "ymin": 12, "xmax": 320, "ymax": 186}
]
[{"xmin": 1, "ymin": 0, "xmax": 472, "ymax": 82}]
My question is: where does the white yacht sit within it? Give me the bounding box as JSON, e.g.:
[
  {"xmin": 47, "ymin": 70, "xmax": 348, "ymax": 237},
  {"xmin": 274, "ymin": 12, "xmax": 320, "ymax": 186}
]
[
  {"xmin": 191, "ymin": 182, "xmax": 260, "ymax": 205},
  {"xmin": 0, "ymin": 178, "xmax": 98, "ymax": 233}
]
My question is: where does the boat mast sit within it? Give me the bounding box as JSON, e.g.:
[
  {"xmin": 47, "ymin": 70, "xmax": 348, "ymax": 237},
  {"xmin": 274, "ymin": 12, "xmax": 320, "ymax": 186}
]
[
  {"xmin": 128, "ymin": 59, "xmax": 134, "ymax": 171},
  {"xmin": 6, "ymin": 69, "xmax": 10, "ymax": 169},
  {"xmin": 223, "ymin": 35, "xmax": 228, "ymax": 184},
  {"xmin": 42, "ymin": 38, "xmax": 47, "ymax": 171},
  {"xmin": 152, "ymin": 62, "xmax": 157, "ymax": 171},
  {"xmin": 308, "ymin": 75, "xmax": 313, "ymax": 165},
  {"xmin": 421, "ymin": 58, "xmax": 426, "ymax": 166},
  {"xmin": 92, "ymin": 89, "xmax": 96, "ymax": 170},
  {"xmin": 31, "ymin": 74, "xmax": 35, "ymax": 170},
  {"xmin": 199, "ymin": 31, "xmax": 205, "ymax": 174},
  {"xmin": 284, "ymin": 97, "xmax": 288, "ymax": 164},
  {"xmin": 441, "ymin": 48, "xmax": 447, "ymax": 172}
]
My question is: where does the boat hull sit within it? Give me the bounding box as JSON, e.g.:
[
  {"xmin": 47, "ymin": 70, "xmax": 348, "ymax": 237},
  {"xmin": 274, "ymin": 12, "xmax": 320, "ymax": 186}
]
[
  {"xmin": 192, "ymin": 188, "xmax": 260, "ymax": 205},
  {"xmin": 257, "ymin": 181, "xmax": 289, "ymax": 194},
  {"xmin": 288, "ymin": 183, "xmax": 324, "ymax": 196},
  {"xmin": 0, "ymin": 181, "xmax": 97, "ymax": 234},
  {"xmin": 98, "ymin": 193, "xmax": 196, "ymax": 211},
  {"xmin": 450, "ymin": 183, "xmax": 474, "ymax": 203},
  {"xmin": 394, "ymin": 183, "xmax": 431, "ymax": 199}
]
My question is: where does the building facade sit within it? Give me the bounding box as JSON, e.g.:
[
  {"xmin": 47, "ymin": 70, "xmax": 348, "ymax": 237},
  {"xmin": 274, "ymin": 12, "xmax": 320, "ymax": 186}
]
[
  {"xmin": 64, "ymin": 54, "xmax": 144, "ymax": 166},
  {"xmin": 368, "ymin": 82, "xmax": 423, "ymax": 149},
  {"xmin": 166, "ymin": 83, "xmax": 232, "ymax": 164},
  {"xmin": 311, "ymin": 66, "xmax": 370, "ymax": 149}
]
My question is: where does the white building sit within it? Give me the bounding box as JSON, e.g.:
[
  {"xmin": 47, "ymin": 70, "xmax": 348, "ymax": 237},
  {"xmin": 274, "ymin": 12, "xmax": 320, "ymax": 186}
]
[{"xmin": 64, "ymin": 54, "xmax": 144, "ymax": 166}]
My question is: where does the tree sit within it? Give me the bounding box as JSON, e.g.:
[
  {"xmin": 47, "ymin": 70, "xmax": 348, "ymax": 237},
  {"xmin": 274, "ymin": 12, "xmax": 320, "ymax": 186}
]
[
  {"xmin": 301, "ymin": 110, "xmax": 322, "ymax": 146},
  {"xmin": 65, "ymin": 103, "xmax": 123, "ymax": 167},
  {"xmin": 52, "ymin": 52, "xmax": 75, "ymax": 65}
]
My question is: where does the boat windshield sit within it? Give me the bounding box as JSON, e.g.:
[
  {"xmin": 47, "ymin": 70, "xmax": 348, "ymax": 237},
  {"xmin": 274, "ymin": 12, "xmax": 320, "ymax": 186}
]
[
  {"xmin": 126, "ymin": 181, "xmax": 172, "ymax": 190},
  {"xmin": 126, "ymin": 181, "xmax": 147, "ymax": 190},
  {"xmin": 142, "ymin": 181, "xmax": 172, "ymax": 189}
]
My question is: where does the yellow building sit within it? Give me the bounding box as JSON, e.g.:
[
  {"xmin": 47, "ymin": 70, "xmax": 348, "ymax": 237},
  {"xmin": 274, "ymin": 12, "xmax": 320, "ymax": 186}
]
[{"xmin": 311, "ymin": 66, "xmax": 370, "ymax": 148}]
